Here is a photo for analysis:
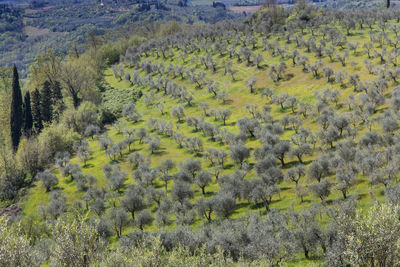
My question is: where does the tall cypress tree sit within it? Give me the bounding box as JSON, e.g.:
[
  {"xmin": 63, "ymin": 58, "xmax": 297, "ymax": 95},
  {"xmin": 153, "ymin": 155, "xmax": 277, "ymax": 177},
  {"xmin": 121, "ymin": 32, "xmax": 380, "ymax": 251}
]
[
  {"xmin": 52, "ymin": 80, "xmax": 63, "ymax": 102},
  {"xmin": 10, "ymin": 65, "xmax": 23, "ymax": 152},
  {"xmin": 41, "ymin": 81, "xmax": 53, "ymax": 124},
  {"xmin": 32, "ymin": 88, "xmax": 43, "ymax": 133},
  {"xmin": 52, "ymin": 80, "xmax": 65, "ymax": 121},
  {"xmin": 23, "ymin": 91, "xmax": 33, "ymax": 137}
]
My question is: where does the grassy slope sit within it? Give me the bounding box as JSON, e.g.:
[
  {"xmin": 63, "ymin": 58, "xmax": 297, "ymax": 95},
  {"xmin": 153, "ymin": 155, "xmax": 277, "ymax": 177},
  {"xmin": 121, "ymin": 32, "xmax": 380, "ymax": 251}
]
[{"xmin": 20, "ymin": 21, "xmax": 394, "ymax": 265}]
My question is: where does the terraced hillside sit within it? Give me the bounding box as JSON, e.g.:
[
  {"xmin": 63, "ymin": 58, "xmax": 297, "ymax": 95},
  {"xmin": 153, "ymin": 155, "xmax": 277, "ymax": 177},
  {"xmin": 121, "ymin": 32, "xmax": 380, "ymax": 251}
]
[{"xmin": 15, "ymin": 6, "xmax": 400, "ymax": 266}]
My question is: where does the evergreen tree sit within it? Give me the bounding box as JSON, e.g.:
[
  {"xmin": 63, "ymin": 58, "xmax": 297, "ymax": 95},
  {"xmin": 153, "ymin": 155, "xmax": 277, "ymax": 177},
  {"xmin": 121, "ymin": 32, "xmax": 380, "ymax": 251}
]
[
  {"xmin": 32, "ymin": 88, "xmax": 43, "ymax": 133},
  {"xmin": 52, "ymin": 80, "xmax": 65, "ymax": 121},
  {"xmin": 10, "ymin": 65, "xmax": 23, "ymax": 151},
  {"xmin": 23, "ymin": 91, "xmax": 33, "ymax": 137},
  {"xmin": 41, "ymin": 81, "xmax": 53, "ymax": 123},
  {"xmin": 52, "ymin": 81, "xmax": 63, "ymax": 101}
]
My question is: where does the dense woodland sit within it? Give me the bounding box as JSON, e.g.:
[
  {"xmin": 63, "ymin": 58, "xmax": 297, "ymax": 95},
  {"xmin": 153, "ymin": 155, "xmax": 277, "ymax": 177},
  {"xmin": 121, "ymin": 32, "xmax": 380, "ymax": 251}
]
[
  {"xmin": 0, "ymin": 0, "xmax": 239, "ymax": 75},
  {"xmin": 4, "ymin": 0, "xmax": 400, "ymax": 266}
]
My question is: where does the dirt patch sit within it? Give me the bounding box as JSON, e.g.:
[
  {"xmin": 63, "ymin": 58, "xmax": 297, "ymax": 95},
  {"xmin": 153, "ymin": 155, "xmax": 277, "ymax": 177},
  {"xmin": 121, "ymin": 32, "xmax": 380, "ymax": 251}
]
[
  {"xmin": 0, "ymin": 204, "xmax": 22, "ymax": 218},
  {"xmin": 25, "ymin": 5, "xmax": 55, "ymax": 14},
  {"xmin": 24, "ymin": 26, "xmax": 50, "ymax": 37},
  {"xmin": 229, "ymin": 5, "xmax": 262, "ymax": 14}
]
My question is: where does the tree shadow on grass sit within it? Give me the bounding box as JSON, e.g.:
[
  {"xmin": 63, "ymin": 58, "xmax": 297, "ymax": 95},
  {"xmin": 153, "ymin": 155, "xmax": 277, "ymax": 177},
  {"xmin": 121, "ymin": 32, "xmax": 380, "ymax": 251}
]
[
  {"xmin": 257, "ymin": 64, "xmax": 268, "ymax": 70},
  {"xmin": 63, "ymin": 178, "xmax": 74, "ymax": 185},
  {"xmin": 83, "ymin": 163, "xmax": 95, "ymax": 169},
  {"xmin": 52, "ymin": 185, "xmax": 63, "ymax": 191},
  {"xmin": 193, "ymin": 152, "xmax": 204, "ymax": 158},
  {"xmin": 283, "ymin": 73, "xmax": 294, "ymax": 81},
  {"xmin": 154, "ymin": 183, "xmax": 165, "ymax": 190},
  {"xmin": 108, "ymin": 159, "xmax": 121, "ymax": 164},
  {"xmin": 203, "ymin": 191, "xmax": 215, "ymax": 197},
  {"xmin": 378, "ymin": 189, "xmax": 385, "ymax": 196},
  {"xmin": 249, "ymin": 202, "xmax": 263, "ymax": 210},
  {"xmin": 299, "ymin": 199, "xmax": 312, "ymax": 204},
  {"xmin": 151, "ymin": 150, "xmax": 167, "ymax": 156},
  {"xmin": 223, "ymin": 163, "xmax": 235, "ymax": 170},
  {"xmin": 224, "ymin": 121, "xmax": 236, "ymax": 127},
  {"xmin": 234, "ymin": 202, "xmax": 251, "ymax": 212},
  {"xmin": 280, "ymin": 186, "xmax": 291, "ymax": 191},
  {"xmin": 282, "ymin": 161, "xmax": 298, "ymax": 169}
]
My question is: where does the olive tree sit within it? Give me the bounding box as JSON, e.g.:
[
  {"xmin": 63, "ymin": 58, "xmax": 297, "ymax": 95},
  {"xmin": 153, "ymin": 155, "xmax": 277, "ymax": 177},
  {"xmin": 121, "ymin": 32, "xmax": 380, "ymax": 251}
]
[
  {"xmin": 197, "ymin": 198, "xmax": 214, "ymax": 222},
  {"xmin": 247, "ymin": 77, "xmax": 258, "ymax": 94},
  {"xmin": 135, "ymin": 210, "xmax": 153, "ymax": 230},
  {"xmin": 108, "ymin": 207, "xmax": 129, "ymax": 238},
  {"xmin": 194, "ymin": 170, "xmax": 212, "ymax": 195},
  {"xmin": 0, "ymin": 219, "xmax": 36, "ymax": 266},
  {"xmin": 121, "ymin": 185, "xmax": 145, "ymax": 220},
  {"xmin": 37, "ymin": 169, "xmax": 59, "ymax": 192},
  {"xmin": 285, "ymin": 165, "xmax": 306, "ymax": 186},
  {"xmin": 50, "ymin": 216, "xmax": 107, "ymax": 266},
  {"xmin": 309, "ymin": 179, "xmax": 332, "ymax": 202},
  {"xmin": 338, "ymin": 203, "xmax": 400, "ymax": 266},
  {"xmin": 237, "ymin": 116, "xmax": 260, "ymax": 138},
  {"xmin": 171, "ymin": 180, "xmax": 194, "ymax": 206},
  {"xmin": 171, "ymin": 105, "xmax": 185, "ymax": 123},
  {"xmin": 213, "ymin": 192, "xmax": 236, "ymax": 219},
  {"xmin": 229, "ymin": 143, "xmax": 250, "ymax": 167},
  {"xmin": 122, "ymin": 103, "xmax": 142, "ymax": 123}
]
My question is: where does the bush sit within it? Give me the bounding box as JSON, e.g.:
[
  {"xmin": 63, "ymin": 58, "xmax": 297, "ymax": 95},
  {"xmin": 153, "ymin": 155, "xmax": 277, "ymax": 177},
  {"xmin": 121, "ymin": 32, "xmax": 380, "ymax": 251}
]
[
  {"xmin": 98, "ymin": 108, "xmax": 117, "ymax": 126},
  {"xmin": 101, "ymin": 86, "xmax": 142, "ymax": 118},
  {"xmin": 38, "ymin": 124, "xmax": 79, "ymax": 156},
  {"xmin": 50, "ymin": 216, "xmax": 107, "ymax": 266},
  {"xmin": 0, "ymin": 219, "xmax": 37, "ymax": 266},
  {"xmin": 17, "ymin": 138, "xmax": 51, "ymax": 180},
  {"xmin": 61, "ymin": 101, "xmax": 100, "ymax": 134}
]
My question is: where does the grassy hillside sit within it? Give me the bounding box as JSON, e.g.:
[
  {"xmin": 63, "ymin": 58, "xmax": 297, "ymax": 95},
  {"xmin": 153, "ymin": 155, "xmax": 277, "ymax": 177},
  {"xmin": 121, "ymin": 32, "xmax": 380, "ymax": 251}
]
[{"xmin": 14, "ymin": 6, "xmax": 400, "ymax": 265}]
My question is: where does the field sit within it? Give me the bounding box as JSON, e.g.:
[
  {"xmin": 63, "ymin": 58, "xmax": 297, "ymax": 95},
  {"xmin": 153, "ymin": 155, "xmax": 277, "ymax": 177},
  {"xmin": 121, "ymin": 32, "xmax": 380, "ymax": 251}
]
[{"xmin": 229, "ymin": 5, "xmax": 263, "ymax": 13}]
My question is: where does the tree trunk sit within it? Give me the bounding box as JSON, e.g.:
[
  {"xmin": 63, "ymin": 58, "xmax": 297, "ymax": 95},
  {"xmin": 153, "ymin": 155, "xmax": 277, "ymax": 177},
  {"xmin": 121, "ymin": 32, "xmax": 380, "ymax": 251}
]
[
  {"xmin": 304, "ymin": 246, "xmax": 309, "ymax": 259},
  {"xmin": 265, "ymin": 201, "xmax": 270, "ymax": 212},
  {"xmin": 207, "ymin": 210, "xmax": 212, "ymax": 222},
  {"xmin": 249, "ymin": 130, "xmax": 255, "ymax": 138},
  {"xmin": 280, "ymin": 157, "xmax": 285, "ymax": 167},
  {"xmin": 297, "ymin": 156, "xmax": 303, "ymax": 164},
  {"xmin": 72, "ymin": 92, "xmax": 80, "ymax": 108}
]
